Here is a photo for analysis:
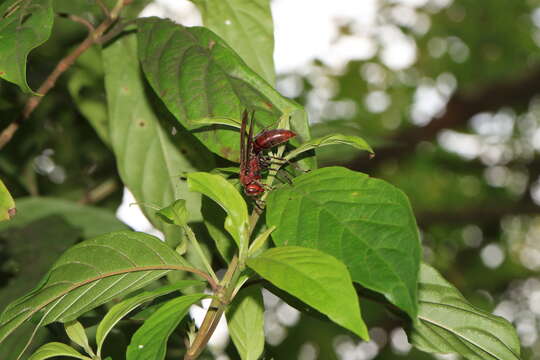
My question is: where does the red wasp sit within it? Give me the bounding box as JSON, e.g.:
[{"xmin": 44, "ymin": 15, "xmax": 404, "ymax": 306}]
[{"xmin": 239, "ymin": 110, "xmax": 296, "ymax": 197}]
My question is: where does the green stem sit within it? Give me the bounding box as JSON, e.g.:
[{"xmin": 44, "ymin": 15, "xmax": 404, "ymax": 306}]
[{"xmin": 183, "ymin": 225, "xmax": 219, "ymax": 283}]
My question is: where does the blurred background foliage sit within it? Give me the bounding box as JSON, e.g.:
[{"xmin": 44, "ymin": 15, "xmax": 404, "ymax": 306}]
[{"xmin": 2, "ymin": 0, "xmax": 540, "ymax": 359}]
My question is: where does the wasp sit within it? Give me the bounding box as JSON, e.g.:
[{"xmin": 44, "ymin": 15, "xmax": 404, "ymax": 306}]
[{"xmin": 239, "ymin": 110, "xmax": 296, "ymax": 197}]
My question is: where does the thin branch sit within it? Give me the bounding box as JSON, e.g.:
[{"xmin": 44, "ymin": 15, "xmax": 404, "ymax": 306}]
[
  {"xmin": 78, "ymin": 178, "xmax": 119, "ymax": 204},
  {"xmin": 59, "ymin": 13, "xmax": 96, "ymax": 33},
  {"xmin": 0, "ymin": 0, "xmax": 128, "ymax": 150},
  {"xmin": 95, "ymin": 0, "xmax": 111, "ymax": 17}
]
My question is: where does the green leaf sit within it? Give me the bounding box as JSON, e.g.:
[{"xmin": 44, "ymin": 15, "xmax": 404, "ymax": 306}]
[
  {"xmin": 64, "ymin": 321, "xmax": 94, "ymax": 357},
  {"xmin": 68, "ymin": 45, "xmax": 110, "ymax": 145},
  {"xmin": 284, "ymin": 134, "xmax": 374, "ymax": 162},
  {"xmin": 247, "ymin": 246, "xmax": 369, "ymax": 339},
  {"xmin": 266, "ymin": 167, "xmax": 421, "ymax": 318},
  {"xmin": 0, "ymin": 0, "xmax": 54, "ymax": 93},
  {"xmin": 28, "ymin": 342, "xmax": 91, "ymax": 360},
  {"xmin": 0, "ymin": 231, "xmax": 191, "ymax": 345},
  {"xmin": 103, "ymin": 31, "xmax": 214, "ymax": 240},
  {"xmin": 226, "ymin": 285, "xmax": 265, "ymax": 360},
  {"xmin": 189, "ymin": 117, "xmax": 242, "ymax": 129},
  {"xmin": 0, "ymin": 196, "xmax": 128, "ymax": 238},
  {"xmin": 410, "ymin": 264, "xmax": 520, "ymax": 360},
  {"xmin": 126, "ymin": 293, "xmax": 208, "ymax": 360},
  {"xmin": 0, "ymin": 178, "xmax": 15, "ymax": 221},
  {"xmin": 248, "ymin": 225, "xmax": 275, "ymax": 256},
  {"xmin": 192, "ymin": 0, "xmax": 276, "ymax": 85},
  {"xmin": 136, "ymin": 17, "xmax": 308, "ymax": 161},
  {"xmin": 0, "ymin": 216, "xmax": 82, "ymax": 312},
  {"xmin": 156, "ymin": 199, "xmax": 189, "ymax": 227},
  {"xmin": 202, "ymin": 196, "xmax": 236, "ymax": 263},
  {"xmin": 96, "ymin": 280, "xmax": 201, "ymax": 357},
  {"xmin": 188, "ymin": 172, "xmax": 249, "ymax": 255}
]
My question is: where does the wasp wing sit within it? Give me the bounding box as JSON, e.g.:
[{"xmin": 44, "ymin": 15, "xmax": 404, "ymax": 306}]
[{"xmin": 240, "ymin": 110, "xmax": 249, "ymax": 169}]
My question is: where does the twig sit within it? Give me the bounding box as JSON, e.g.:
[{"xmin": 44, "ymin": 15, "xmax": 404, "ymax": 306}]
[
  {"xmin": 59, "ymin": 13, "xmax": 96, "ymax": 33},
  {"xmin": 98, "ymin": 19, "xmax": 137, "ymax": 44},
  {"xmin": 95, "ymin": 0, "xmax": 111, "ymax": 17},
  {"xmin": 0, "ymin": 0, "xmax": 127, "ymax": 150},
  {"xmin": 78, "ymin": 178, "xmax": 119, "ymax": 204}
]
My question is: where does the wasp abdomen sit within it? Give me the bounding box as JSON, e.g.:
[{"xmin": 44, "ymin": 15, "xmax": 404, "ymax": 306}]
[{"xmin": 253, "ymin": 130, "xmax": 296, "ymax": 153}]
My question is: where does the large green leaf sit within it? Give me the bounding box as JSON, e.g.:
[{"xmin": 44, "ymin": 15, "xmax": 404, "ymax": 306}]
[
  {"xmin": 96, "ymin": 281, "xmax": 201, "ymax": 357},
  {"xmin": 103, "ymin": 31, "xmax": 214, "ymax": 240},
  {"xmin": 247, "ymin": 246, "xmax": 369, "ymax": 339},
  {"xmin": 266, "ymin": 167, "xmax": 421, "ymax": 318},
  {"xmin": 0, "ymin": 178, "xmax": 15, "ymax": 221},
  {"xmin": 68, "ymin": 45, "xmax": 110, "ymax": 146},
  {"xmin": 136, "ymin": 17, "xmax": 309, "ymax": 161},
  {"xmin": 0, "ymin": 231, "xmax": 191, "ymax": 345},
  {"xmin": 126, "ymin": 293, "xmax": 208, "ymax": 360},
  {"xmin": 410, "ymin": 264, "xmax": 520, "ymax": 360},
  {"xmin": 192, "ymin": 0, "xmax": 276, "ymax": 85},
  {"xmin": 226, "ymin": 285, "xmax": 265, "ymax": 360},
  {"xmin": 188, "ymin": 172, "xmax": 249, "ymax": 255},
  {"xmin": 0, "ymin": 216, "xmax": 82, "ymax": 312},
  {"xmin": 0, "ymin": 197, "xmax": 128, "ymax": 238},
  {"xmin": 0, "ymin": 0, "xmax": 54, "ymax": 93}
]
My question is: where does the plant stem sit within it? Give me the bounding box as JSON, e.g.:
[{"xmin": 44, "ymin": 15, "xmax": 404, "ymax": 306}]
[
  {"xmin": 184, "ymin": 256, "xmax": 240, "ymax": 360},
  {"xmin": 183, "ymin": 118, "xmax": 295, "ymax": 359},
  {"xmin": 183, "ymin": 225, "xmax": 219, "ymax": 283},
  {"xmin": 0, "ymin": 0, "xmax": 127, "ymax": 149}
]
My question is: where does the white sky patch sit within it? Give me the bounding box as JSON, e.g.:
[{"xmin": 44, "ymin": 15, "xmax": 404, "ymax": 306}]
[
  {"xmin": 438, "ymin": 130, "xmax": 481, "ymax": 160},
  {"xmin": 272, "ymin": 0, "xmax": 379, "ymax": 73},
  {"xmin": 116, "ymin": 188, "xmax": 164, "ymax": 240},
  {"xmin": 139, "ymin": 0, "xmax": 201, "ymax": 25}
]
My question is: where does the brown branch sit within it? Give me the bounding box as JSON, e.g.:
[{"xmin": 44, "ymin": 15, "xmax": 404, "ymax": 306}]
[
  {"xmin": 417, "ymin": 201, "xmax": 540, "ymax": 227},
  {"xmin": 78, "ymin": 178, "xmax": 119, "ymax": 204},
  {"xmin": 0, "ymin": 0, "xmax": 128, "ymax": 150},
  {"xmin": 59, "ymin": 13, "xmax": 96, "ymax": 33},
  {"xmin": 347, "ymin": 65, "xmax": 540, "ymax": 172}
]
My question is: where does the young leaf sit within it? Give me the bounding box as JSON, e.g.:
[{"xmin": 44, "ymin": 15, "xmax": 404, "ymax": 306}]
[
  {"xmin": 126, "ymin": 293, "xmax": 208, "ymax": 360},
  {"xmin": 0, "ymin": 0, "xmax": 54, "ymax": 93},
  {"xmin": 248, "ymin": 225, "xmax": 275, "ymax": 256},
  {"xmin": 188, "ymin": 172, "xmax": 249, "ymax": 255},
  {"xmin": 226, "ymin": 286, "xmax": 265, "ymax": 360},
  {"xmin": 64, "ymin": 321, "xmax": 94, "ymax": 357},
  {"xmin": 0, "ymin": 231, "xmax": 194, "ymax": 345},
  {"xmin": 266, "ymin": 167, "xmax": 421, "ymax": 318},
  {"xmin": 284, "ymin": 134, "xmax": 374, "ymax": 162},
  {"xmin": 103, "ymin": 31, "xmax": 214, "ymax": 240},
  {"xmin": 96, "ymin": 281, "xmax": 201, "ymax": 357},
  {"xmin": 136, "ymin": 17, "xmax": 308, "ymax": 162},
  {"xmin": 410, "ymin": 264, "xmax": 520, "ymax": 360},
  {"xmin": 0, "ymin": 178, "xmax": 15, "ymax": 221},
  {"xmin": 28, "ymin": 342, "xmax": 91, "ymax": 360},
  {"xmin": 156, "ymin": 199, "xmax": 189, "ymax": 227},
  {"xmin": 247, "ymin": 246, "xmax": 369, "ymax": 339},
  {"xmin": 192, "ymin": 0, "xmax": 276, "ymax": 85}
]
